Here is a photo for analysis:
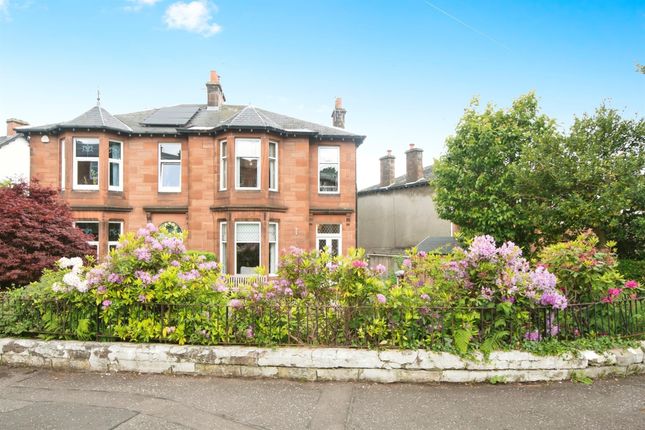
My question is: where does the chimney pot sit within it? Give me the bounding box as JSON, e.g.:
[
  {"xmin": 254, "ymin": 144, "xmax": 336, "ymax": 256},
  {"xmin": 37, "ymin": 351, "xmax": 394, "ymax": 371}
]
[
  {"xmin": 405, "ymin": 144, "xmax": 424, "ymax": 183},
  {"xmin": 331, "ymin": 97, "xmax": 347, "ymax": 128},
  {"xmin": 206, "ymin": 70, "xmax": 226, "ymax": 108},
  {"xmin": 6, "ymin": 118, "xmax": 29, "ymax": 136},
  {"xmin": 379, "ymin": 150, "xmax": 395, "ymax": 187}
]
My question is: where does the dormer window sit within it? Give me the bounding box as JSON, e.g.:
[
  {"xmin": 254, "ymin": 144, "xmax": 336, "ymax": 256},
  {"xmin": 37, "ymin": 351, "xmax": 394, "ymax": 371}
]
[
  {"xmin": 235, "ymin": 138, "xmax": 260, "ymax": 190},
  {"xmin": 73, "ymin": 138, "xmax": 99, "ymax": 190}
]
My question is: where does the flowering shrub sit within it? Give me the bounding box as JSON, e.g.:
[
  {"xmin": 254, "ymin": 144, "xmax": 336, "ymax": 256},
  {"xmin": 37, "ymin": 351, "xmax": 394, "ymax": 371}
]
[
  {"xmin": 538, "ymin": 231, "xmax": 625, "ymax": 303},
  {"xmin": 0, "ymin": 228, "xmax": 642, "ymax": 353}
]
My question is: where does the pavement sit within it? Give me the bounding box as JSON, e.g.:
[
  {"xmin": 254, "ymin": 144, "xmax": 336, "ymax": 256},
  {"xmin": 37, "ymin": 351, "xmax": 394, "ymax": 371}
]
[{"xmin": 0, "ymin": 366, "xmax": 643, "ymax": 430}]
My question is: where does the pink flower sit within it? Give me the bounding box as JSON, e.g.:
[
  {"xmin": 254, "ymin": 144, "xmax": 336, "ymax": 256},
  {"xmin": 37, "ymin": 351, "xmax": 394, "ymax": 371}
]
[
  {"xmin": 228, "ymin": 299, "xmax": 243, "ymax": 309},
  {"xmin": 376, "ymin": 293, "xmax": 387, "ymax": 304},
  {"xmin": 625, "ymin": 280, "xmax": 639, "ymax": 289},
  {"xmin": 352, "ymin": 260, "xmax": 368, "ymax": 269},
  {"xmin": 373, "ymin": 264, "xmax": 387, "ymax": 275},
  {"xmin": 245, "ymin": 326, "xmax": 254, "ymax": 338},
  {"xmin": 402, "ymin": 258, "xmax": 412, "ymax": 268},
  {"xmin": 101, "ymin": 300, "xmax": 112, "ymax": 310}
]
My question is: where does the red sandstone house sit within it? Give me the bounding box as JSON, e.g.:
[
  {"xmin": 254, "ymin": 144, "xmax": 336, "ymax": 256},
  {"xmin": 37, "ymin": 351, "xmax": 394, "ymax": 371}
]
[{"xmin": 19, "ymin": 71, "xmax": 365, "ymax": 275}]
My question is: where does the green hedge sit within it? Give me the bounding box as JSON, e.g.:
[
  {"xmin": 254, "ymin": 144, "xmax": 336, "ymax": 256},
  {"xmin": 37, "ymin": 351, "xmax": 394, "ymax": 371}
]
[{"xmin": 617, "ymin": 259, "xmax": 645, "ymax": 283}]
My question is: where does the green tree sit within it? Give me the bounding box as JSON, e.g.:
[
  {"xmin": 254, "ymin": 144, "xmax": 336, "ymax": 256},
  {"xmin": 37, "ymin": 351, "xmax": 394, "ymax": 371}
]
[
  {"xmin": 431, "ymin": 93, "xmax": 558, "ymax": 249},
  {"xmin": 433, "ymin": 94, "xmax": 644, "ymax": 257},
  {"xmin": 517, "ymin": 105, "xmax": 645, "ymax": 257}
]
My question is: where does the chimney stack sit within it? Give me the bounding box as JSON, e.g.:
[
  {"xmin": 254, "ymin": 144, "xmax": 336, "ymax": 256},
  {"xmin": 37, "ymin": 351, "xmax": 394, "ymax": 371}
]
[
  {"xmin": 405, "ymin": 144, "xmax": 424, "ymax": 183},
  {"xmin": 331, "ymin": 97, "xmax": 347, "ymax": 128},
  {"xmin": 206, "ymin": 70, "xmax": 226, "ymax": 108},
  {"xmin": 380, "ymin": 150, "xmax": 395, "ymax": 187},
  {"xmin": 6, "ymin": 118, "xmax": 29, "ymax": 136}
]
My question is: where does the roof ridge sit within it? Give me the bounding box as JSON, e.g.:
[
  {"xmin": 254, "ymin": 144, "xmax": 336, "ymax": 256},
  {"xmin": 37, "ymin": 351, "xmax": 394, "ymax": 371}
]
[{"xmin": 97, "ymin": 106, "xmax": 106, "ymax": 126}]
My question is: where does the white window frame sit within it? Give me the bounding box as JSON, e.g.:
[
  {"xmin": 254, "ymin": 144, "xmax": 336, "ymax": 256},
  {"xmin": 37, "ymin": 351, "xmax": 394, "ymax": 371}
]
[
  {"xmin": 60, "ymin": 138, "xmax": 66, "ymax": 191},
  {"xmin": 158, "ymin": 143, "xmax": 182, "ymax": 193},
  {"xmin": 108, "ymin": 140, "xmax": 123, "ymax": 192},
  {"xmin": 316, "ymin": 224, "xmax": 342, "ymax": 256},
  {"xmin": 234, "ymin": 221, "xmax": 261, "ymax": 275},
  {"xmin": 268, "ymin": 222, "xmax": 279, "ymax": 275},
  {"xmin": 219, "ymin": 140, "xmax": 228, "ymax": 191},
  {"xmin": 269, "ymin": 141, "xmax": 278, "ymax": 192},
  {"xmin": 318, "ymin": 146, "xmax": 340, "ymax": 194},
  {"xmin": 74, "ymin": 221, "xmax": 100, "ymax": 256},
  {"xmin": 107, "ymin": 221, "xmax": 123, "ymax": 252},
  {"xmin": 235, "ymin": 138, "xmax": 261, "ymax": 190},
  {"xmin": 73, "ymin": 138, "xmax": 100, "ymax": 191},
  {"xmin": 219, "ymin": 221, "xmax": 227, "ymax": 274}
]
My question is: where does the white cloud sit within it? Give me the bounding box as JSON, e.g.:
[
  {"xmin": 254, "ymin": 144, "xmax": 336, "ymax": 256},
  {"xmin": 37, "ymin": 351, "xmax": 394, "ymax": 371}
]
[
  {"xmin": 164, "ymin": 0, "xmax": 221, "ymax": 37},
  {"xmin": 125, "ymin": 0, "xmax": 161, "ymax": 12}
]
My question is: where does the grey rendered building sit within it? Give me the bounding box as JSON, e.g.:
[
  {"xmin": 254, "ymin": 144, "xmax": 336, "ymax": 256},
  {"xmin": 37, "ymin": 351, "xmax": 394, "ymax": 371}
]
[{"xmin": 357, "ymin": 145, "xmax": 456, "ymax": 269}]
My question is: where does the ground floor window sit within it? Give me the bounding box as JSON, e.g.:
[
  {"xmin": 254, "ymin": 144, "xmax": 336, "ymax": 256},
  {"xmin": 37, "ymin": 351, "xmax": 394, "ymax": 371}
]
[
  {"xmin": 316, "ymin": 224, "xmax": 341, "ymax": 256},
  {"xmin": 159, "ymin": 221, "xmax": 182, "ymax": 234},
  {"xmin": 269, "ymin": 222, "xmax": 278, "ymax": 274},
  {"xmin": 235, "ymin": 222, "xmax": 260, "ymax": 274},
  {"xmin": 220, "ymin": 222, "xmax": 227, "ymax": 274},
  {"xmin": 74, "ymin": 221, "xmax": 99, "ymax": 256},
  {"xmin": 108, "ymin": 221, "xmax": 123, "ymax": 252}
]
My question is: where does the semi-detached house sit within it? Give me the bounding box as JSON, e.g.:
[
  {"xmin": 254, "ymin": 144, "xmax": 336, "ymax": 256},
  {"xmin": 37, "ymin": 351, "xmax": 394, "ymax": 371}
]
[{"xmin": 19, "ymin": 71, "xmax": 365, "ymax": 275}]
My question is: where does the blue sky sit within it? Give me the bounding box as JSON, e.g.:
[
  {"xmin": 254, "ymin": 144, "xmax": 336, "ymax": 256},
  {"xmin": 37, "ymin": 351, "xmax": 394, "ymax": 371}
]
[{"xmin": 1, "ymin": 0, "xmax": 643, "ymax": 188}]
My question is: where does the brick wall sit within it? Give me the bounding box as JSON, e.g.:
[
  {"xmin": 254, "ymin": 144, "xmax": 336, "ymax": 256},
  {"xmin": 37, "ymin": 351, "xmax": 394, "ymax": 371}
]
[{"xmin": 30, "ymin": 131, "xmax": 357, "ymax": 273}]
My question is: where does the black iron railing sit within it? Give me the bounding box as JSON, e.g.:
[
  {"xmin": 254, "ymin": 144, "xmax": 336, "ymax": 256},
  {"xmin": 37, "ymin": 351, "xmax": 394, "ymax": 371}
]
[{"xmin": 0, "ymin": 294, "xmax": 643, "ymax": 349}]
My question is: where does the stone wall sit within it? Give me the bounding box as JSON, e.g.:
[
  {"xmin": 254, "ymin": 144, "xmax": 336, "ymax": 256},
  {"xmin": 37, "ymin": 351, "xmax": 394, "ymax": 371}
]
[{"xmin": 1, "ymin": 338, "xmax": 643, "ymax": 383}]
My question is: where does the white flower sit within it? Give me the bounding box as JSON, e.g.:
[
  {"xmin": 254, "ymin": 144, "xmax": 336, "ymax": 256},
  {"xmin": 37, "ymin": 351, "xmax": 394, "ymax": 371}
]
[
  {"xmin": 75, "ymin": 280, "xmax": 89, "ymax": 293},
  {"xmin": 57, "ymin": 257, "xmax": 72, "ymax": 269},
  {"xmin": 52, "ymin": 282, "xmax": 63, "ymax": 292},
  {"xmin": 69, "ymin": 257, "xmax": 83, "ymax": 271},
  {"xmin": 62, "ymin": 272, "xmax": 82, "ymax": 289}
]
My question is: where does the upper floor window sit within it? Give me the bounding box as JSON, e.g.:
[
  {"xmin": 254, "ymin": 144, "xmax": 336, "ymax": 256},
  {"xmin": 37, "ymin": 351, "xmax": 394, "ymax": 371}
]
[
  {"xmin": 219, "ymin": 140, "xmax": 228, "ymax": 190},
  {"xmin": 318, "ymin": 146, "xmax": 339, "ymax": 193},
  {"xmin": 108, "ymin": 141, "xmax": 123, "ymax": 191},
  {"xmin": 235, "ymin": 138, "xmax": 260, "ymax": 190},
  {"xmin": 73, "ymin": 138, "xmax": 99, "ymax": 190},
  {"xmin": 159, "ymin": 143, "xmax": 181, "ymax": 192},
  {"xmin": 269, "ymin": 142, "xmax": 278, "ymax": 191}
]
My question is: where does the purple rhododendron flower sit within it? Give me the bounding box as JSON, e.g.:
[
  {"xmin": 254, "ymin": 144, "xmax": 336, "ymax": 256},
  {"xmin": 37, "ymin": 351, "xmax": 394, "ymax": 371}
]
[
  {"xmin": 402, "ymin": 258, "xmax": 412, "ymax": 268},
  {"xmin": 170, "ymin": 260, "xmax": 181, "ymax": 267},
  {"xmin": 228, "ymin": 299, "xmax": 243, "ymax": 309},
  {"xmin": 107, "ymin": 273, "xmax": 123, "ymax": 284},
  {"xmin": 138, "ymin": 294, "xmax": 147, "ymax": 303},
  {"xmin": 97, "ymin": 285, "xmax": 107, "ymax": 294},
  {"xmin": 376, "ymin": 293, "xmax": 387, "ymax": 304},
  {"xmin": 246, "ymin": 326, "xmax": 254, "ymax": 338},
  {"xmin": 198, "ymin": 261, "xmax": 218, "ymax": 271},
  {"xmin": 373, "ymin": 264, "xmax": 387, "ymax": 275},
  {"xmin": 524, "ymin": 330, "xmax": 541, "ymax": 341},
  {"xmin": 178, "ymin": 269, "xmax": 200, "ymax": 282},
  {"xmin": 135, "ymin": 270, "xmax": 153, "ymax": 284},
  {"xmin": 134, "ymin": 247, "xmax": 151, "ymax": 262},
  {"xmin": 101, "ymin": 300, "xmax": 112, "ymax": 310}
]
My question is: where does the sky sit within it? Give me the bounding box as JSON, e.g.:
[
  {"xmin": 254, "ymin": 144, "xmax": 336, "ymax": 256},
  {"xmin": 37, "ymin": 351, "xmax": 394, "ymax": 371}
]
[{"xmin": 0, "ymin": 0, "xmax": 643, "ymax": 189}]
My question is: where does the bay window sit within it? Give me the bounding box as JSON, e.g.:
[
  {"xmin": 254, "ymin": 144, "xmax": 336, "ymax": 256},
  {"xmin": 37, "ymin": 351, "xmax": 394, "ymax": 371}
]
[
  {"xmin": 219, "ymin": 140, "xmax": 228, "ymax": 190},
  {"xmin": 75, "ymin": 221, "xmax": 99, "ymax": 256},
  {"xmin": 220, "ymin": 222, "xmax": 228, "ymax": 274},
  {"xmin": 73, "ymin": 138, "xmax": 99, "ymax": 190},
  {"xmin": 318, "ymin": 146, "xmax": 340, "ymax": 193},
  {"xmin": 235, "ymin": 222, "xmax": 260, "ymax": 274},
  {"xmin": 159, "ymin": 143, "xmax": 181, "ymax": 192},
  {"xmin": 235, "ymin": 138, "xmax": 260, "ymax": 190},
  {"xmin": 108, "ymin": 221, "xmax": 123, "ymax": 251},
  {"xmin": 269, "ymin": 141, "xmax": 278, "ymax": 191},
  {"xmin": 269, "ymin": 222, "xmax": 278, "ymax": 274},
  {"xmin": 108, "ymin": 141, "xmax": 123, "ymax": 191}
]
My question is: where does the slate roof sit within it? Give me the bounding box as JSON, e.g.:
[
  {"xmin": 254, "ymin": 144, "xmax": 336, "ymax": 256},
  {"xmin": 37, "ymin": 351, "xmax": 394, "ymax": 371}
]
[
  {"xmin": 358, "ymin": 165, "xmax": 433, "ymax": 195},
  {"xmin": 416, "ymin": 235, "xmax": 459, "ymax": 254},
  {"xmin": 0, "ymin": 134, "xmax": 23, "ymax": 149},
  {"xmin": 19, "ymin": 103, "xmax": 364, "ymax": 142}
]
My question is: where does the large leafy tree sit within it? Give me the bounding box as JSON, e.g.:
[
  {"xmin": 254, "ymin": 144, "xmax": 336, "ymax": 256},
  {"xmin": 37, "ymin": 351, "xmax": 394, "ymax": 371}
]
[
  {"xmin": 432, "ymin": 94, "xmax": 645, "ymax": 257},
  {"xmin": 0, "ymin": 181, "xmax": 93, "ymax": 289},
  {"xmin": 431, "ymin": 93, "xmax": 558, "ymax": 249},
  {"xmin": 516, "ymin": 106, "xmax": 645, "ymax": 257}
]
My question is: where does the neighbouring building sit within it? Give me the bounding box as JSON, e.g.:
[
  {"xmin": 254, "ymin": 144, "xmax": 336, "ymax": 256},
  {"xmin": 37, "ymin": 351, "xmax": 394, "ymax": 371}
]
[
  {"xmin": 19, "ymin": 71, "xmax": 365, "ymax": 274},
  {"xmin": 0, "ymin": 119, "xmax": 30, "ymax": 182},
  {"xmin": 357, "ymin": 145, "xmax": 456, "ymax": 270}
]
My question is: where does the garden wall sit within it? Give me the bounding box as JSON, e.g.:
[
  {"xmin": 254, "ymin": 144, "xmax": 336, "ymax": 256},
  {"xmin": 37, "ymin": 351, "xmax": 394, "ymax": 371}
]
[{"xmin": 1, "ymin": 338, "xmax": 644, "ymax": 383}]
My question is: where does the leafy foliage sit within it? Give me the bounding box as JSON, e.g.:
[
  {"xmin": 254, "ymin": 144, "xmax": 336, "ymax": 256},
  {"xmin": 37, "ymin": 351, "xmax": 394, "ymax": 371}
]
[
  {"xmin": 0, "ymin": 181, "xmax": 93, "ymax": 289},
  {"xmin": 432, "ymin": 94, "xmax": 645, "ymax": 258}
]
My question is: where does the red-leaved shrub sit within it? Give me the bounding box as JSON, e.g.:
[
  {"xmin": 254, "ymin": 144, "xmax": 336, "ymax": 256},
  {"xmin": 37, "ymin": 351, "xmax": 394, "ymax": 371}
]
[{"xmin": 0, "ymin": 180, "xmax": 93, "ymax": 289}]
